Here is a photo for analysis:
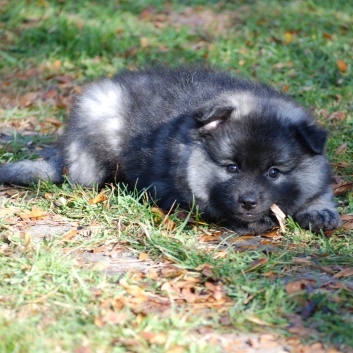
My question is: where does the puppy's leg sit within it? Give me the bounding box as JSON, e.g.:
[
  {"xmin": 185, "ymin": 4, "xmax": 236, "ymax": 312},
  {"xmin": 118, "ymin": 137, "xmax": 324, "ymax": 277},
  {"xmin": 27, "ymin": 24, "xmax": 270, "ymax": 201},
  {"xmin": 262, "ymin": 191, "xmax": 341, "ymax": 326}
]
[
  {"xmin": 0, "ymin": 152, "xmax": 64, "ymax": 185},
  {"xmin": 294, "ymin": 189, "xmax": 341, "ymax": 231},
  {"xmin": 63, "ymin": 140, "xmax": 109, "ymax": 187}
]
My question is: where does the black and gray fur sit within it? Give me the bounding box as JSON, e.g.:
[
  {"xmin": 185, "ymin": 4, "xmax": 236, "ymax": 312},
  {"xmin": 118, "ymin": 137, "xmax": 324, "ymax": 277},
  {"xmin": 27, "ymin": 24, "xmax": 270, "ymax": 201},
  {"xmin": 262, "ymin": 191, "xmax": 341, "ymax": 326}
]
[{"xmin": 0, "ymin": 67, "xmax": 341, "ymax": 233}]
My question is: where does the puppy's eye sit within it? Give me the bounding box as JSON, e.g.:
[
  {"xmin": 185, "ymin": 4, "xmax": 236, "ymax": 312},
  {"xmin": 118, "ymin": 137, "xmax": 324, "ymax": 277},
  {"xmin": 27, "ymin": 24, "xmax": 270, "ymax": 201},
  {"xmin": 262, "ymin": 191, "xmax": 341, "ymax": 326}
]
[
  {"xmin": 227, "ymin": 164, "xmax": 239, "ymax": 173},
  {"xmin": 268, "ymin": 167, "xmax": 280, "ymax": 179}
]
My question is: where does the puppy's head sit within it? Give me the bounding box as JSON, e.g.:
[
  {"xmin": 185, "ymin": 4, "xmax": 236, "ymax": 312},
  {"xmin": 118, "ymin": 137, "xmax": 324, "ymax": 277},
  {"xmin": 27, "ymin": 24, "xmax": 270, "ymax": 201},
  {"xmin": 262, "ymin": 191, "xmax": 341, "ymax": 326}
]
[{"xmin": 188, "ymin": 92, "xmax": 331, "ymax": 230}]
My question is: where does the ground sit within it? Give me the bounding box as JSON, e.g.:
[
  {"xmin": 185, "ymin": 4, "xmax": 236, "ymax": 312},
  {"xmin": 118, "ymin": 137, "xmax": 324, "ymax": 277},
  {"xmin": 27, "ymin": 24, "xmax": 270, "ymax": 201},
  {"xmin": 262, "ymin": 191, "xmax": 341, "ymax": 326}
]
[{"xmin": 0, "ymin": 1, "xmax": 353, "ymax": 352}]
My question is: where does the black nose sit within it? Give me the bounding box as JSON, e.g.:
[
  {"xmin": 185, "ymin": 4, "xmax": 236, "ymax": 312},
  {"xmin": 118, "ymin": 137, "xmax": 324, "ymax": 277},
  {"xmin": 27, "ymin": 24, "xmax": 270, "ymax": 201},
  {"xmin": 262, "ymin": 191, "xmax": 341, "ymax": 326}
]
[{"xmin": 238, "ymin": 193, "xmax": 259, "ymax": 210}]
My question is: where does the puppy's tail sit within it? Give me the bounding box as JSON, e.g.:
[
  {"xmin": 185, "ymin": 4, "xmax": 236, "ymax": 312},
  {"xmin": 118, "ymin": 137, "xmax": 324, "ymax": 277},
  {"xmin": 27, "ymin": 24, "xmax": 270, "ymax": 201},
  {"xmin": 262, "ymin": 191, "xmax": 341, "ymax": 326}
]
[{"xmin": 0, "ymin": 154, "xmax": 64, "ymax": 185}]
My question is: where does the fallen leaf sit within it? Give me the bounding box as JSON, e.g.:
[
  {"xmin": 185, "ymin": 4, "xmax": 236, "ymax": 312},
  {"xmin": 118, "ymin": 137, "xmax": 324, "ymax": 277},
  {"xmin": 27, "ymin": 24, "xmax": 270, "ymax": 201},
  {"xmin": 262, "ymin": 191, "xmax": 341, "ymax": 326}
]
[
  {"xmin": 19, "ymin": 208, "xmax": 46, "ymax": 220},
  {"xmin": 119, "ymin": 278, "xmax": 147, "ymax": 298},
  {"xmin": 245, "ymin": 258, "xmax": 268, "ymax": 272},
  {"xmin": 20, "ymin": 92, "xmax": 39, "ymax": 107},
  {"xmin": 95, "ymin": 309, "xmax": 129, "ymax": 327},
  {"xmin": 261, "ymin": 229, "xmax": 281, "ymax": 238},
  {"xmin": 92, "ymin": 245, "xmax": 108, "ymax": 253},
  {"xmin": 337, "ymin": 59, "xmax": 348, "ymax": 73},
  {"xmin": 45, "ymin": 117, "xmax": 63, "ymax": 127},
  {"xmin": 285, "ymin": 280, "xmax": 312, "ymax": 295},
  {"xmin": 55, "ymin": 75, "xmax": 74, "ymax": 83},
  {"xmin": 334, "ymin": 181, "xmax": 353, "ymax": 196},
  {"xmin": 139, "ymin": 252, "xmax": 149, "ymax": 261},
  {"xmin": 199, "ymin": 234, "xmax": 221, "ymax": 242},
  {"xmin": 62, "ymin": 229, "xmax": 78, "ymax": 241},
  {"xmin": 141, "ymin": 332, "xmax": 167, "ymax": 345},
  {"xmin": 53, "ymin": 59, "xmax": 61, "ymax": 70},
  {"xmin": 23, "ymin": 231, "xmax": 31, "ymax": 248},
  {"xmin": 0, "ymin": 207, "xmax": 21, "ymax": 215},
  {"xmin": 333, "ymin": 267, "xmax": 353, "ymax": 278},
  {"xmin": 340, "ymin": 214, "xmax": 353, "ymax": 221},
  {"xmin": 176, "ymin": 211, "xmax": 197, "ymax": 224},
  {"xmin": 328, "ymin": 111, "xmax": 346, "ymax": 121},
  {"xmin": 284, "ymin": 31, "xmax": 293, "ymax": 44},
  {"xmin": 89, "ymin": 193, "xmax": 108, "ymax": 204},
  {"xmin": 271, "ymin": 204, "xmax": 286, "ymax": 233},
  {"xmin": 166, "ymin": 345, "xmax": 186, "ymax": 353},
  {"xmin": 334, "ymin": 142, "xmax": 348, "ymax": 155},
  {"xmin": 247, "ymin": 316, "xmax": 273, "ymax": 326},
  {"xmin": 140, "ymin": 37, "xmax": 149, "ymax": 49}
]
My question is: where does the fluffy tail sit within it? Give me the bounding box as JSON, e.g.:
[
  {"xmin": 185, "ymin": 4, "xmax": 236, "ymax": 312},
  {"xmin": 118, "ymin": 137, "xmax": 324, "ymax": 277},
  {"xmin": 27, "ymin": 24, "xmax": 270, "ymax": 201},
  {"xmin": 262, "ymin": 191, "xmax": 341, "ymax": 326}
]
[{"xmin": 0, "ymin": 153, "xmax": 64, "ymax": 185}]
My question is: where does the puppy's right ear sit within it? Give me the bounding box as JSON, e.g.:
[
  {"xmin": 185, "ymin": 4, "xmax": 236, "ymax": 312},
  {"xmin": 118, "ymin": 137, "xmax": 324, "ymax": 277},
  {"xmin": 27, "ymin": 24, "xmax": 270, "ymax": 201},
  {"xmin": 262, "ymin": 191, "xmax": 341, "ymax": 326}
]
[{"xmin": 193, "ymin": 105, "xmax": 234, "ymax": 131}]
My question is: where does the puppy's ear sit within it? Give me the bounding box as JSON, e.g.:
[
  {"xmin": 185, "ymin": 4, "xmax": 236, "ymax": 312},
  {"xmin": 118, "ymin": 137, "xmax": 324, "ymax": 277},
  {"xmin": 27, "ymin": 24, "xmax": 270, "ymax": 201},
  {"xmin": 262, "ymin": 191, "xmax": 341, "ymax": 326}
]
[
  {"xmin": 296, "ymin": 121, "xmax": 327, "ymax": 154},
  {"xmin": 193, "ymin": 105, "xmax": 234, "ymax": 131}
]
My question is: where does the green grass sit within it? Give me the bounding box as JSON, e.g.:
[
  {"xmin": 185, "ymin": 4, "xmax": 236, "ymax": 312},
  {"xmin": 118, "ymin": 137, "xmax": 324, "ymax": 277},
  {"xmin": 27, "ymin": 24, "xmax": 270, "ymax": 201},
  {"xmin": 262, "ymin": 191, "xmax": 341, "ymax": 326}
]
[{"xmin": 1, "ymin": 0, "xmax": 353, "ymax": 352}]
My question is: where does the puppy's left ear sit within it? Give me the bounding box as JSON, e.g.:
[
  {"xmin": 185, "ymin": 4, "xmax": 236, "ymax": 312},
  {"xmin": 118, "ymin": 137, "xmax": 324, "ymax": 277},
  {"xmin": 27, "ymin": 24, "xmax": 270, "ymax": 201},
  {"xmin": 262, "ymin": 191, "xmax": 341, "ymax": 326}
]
[
  {"xmin": 296, "ymin": 121, "xmax": 327, "ymax": 154},
  {"xmin": 193, "ymin": 104, "xmax": 234, "ymax": 131}
]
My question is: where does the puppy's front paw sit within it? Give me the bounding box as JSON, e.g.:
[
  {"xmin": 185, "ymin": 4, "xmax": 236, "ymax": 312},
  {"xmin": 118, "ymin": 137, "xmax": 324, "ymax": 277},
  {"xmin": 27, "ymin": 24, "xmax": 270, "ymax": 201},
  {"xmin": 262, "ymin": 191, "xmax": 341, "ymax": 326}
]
[{"xmin": 295, "ymin": 208, "xmax": 341, "ymax": 231}]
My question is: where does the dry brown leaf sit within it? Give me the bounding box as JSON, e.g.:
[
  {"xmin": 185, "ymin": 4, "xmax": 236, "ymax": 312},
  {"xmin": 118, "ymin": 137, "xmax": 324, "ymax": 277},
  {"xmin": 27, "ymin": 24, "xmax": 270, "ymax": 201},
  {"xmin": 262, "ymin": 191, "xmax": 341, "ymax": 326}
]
[
  {"xmin": 333, "ymin": 267, "xmax": 353, "ymax": 278},
  {"xmin": 271, "ymin": 204, "xmax": 286, "ymax": 233},
  {"xmin": 0, "ymin": 207, "xmax": 21, "ymax": 215},
  {"xmin": 95, "ymin": 309, "xmax": 129, "ymax": 327},
  {"xmin": 285, "ymin": 280, "xmax": 312, "ymax": 295},
  {"xmin": 227, "ymin": 234, "xmax": 255, "ymax": 243},
  {"xmin": 19, "ymin": 208, "xmax": 46, "ymax": 220},
  {"xmin": 333, "ymin": 181, "xmax": 353, "ymax": 196},
  {"xmin": 45, "ymin": 117, "xmax": 63, "ymax": 127},
  {"xmin": 151, "ymin": 206, "xmax": 165, "ymax": 217},
  {"xmin": 140, "ymin": 37, "xmax": 149, "ymax": 49},
  {"xmin": 53, "ymin": 59, "xmax": 61, "ymax": 70},
  {"xmin": 262, "ymin": 229, "xmax": 281, "ymax": 238},
  {"xmin": 166, "ymin": 345, "xmax": 186, "ymax": 353},
  {"xmin": 20, "ymin": 92, "xmax": 39, "ymax": 107},
  {"xmin": 340, "ymin": 214, "xmax": 353, "ymax": 221},
  {"xmin": 245, "ymin": 258, "xmax": 268, "ymax": 272},
  {"xmin": 328, "ymin": 111, "xmax": 346, "ymax": 121},
  {"xmin": 55, "ymin": 75, "xmax": 74, "ymax": 84},
  {"xmin": 23, "ymin": 231, "xmax": 31, "ymax": 248},
  {"xmin": 62, "ymin": 229, "xmax": 78, "ymax": 241},
  {"xmin": 337, "ymin": 59, "xmax": 348, "ymax": 73},
  {"xmin": 284, "ymin": 31, "xmax": 293, "ymax": 44},
  {"xmin": 141, "ymin": 332, "xmax": 167, "ymax": 345},
  {"xmin": 247, "ymin": 316, "xmax": 272, "ymax": 326},
  {"xmin": 201, "ymin": 265, "xmax": 214, "ymax": 277},
  {"xmin": 92, "ymin": 245, "xmax": 108, "ymax": 253},
  {"xmin": 334, "ymin": 142, "xmax": 348, "ymax": 155},
  {"xmin": 89, "ymin": 193, "xmax": 108, "ymax": 205},
  {"xmin": 341, "ymin": 220, "xmax": 353, "ymax": 231},
  {"xmin": 139, "ymin": 252, "xmax": 149, "ymax": 261},
  {"xmin": 119, "ymin": 278, "xmax": 147, "ymax": 298},
  {"xmin": 199, "ymin": 234, "xmax": 221, "ymax": 242}
]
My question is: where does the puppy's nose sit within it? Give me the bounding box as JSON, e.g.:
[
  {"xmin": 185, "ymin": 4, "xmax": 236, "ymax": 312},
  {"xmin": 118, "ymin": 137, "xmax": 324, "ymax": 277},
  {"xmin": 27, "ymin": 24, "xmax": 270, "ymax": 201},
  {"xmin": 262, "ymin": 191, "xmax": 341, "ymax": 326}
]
[{"xmin": 238, "ymin": 193, "xmax": 259, "ymax": 210}]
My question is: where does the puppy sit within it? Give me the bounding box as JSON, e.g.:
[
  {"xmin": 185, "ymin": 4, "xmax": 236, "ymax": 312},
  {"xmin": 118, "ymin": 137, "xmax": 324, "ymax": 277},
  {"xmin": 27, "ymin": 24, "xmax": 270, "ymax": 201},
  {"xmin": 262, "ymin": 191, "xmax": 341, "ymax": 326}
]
[{"xmin": 0, "ymin": 67, "xmax": 341, "ymax": 234}]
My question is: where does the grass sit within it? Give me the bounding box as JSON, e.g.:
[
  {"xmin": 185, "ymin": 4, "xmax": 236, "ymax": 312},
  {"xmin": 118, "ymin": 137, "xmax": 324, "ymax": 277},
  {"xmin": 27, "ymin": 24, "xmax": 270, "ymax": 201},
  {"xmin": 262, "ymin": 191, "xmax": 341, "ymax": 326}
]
[{"xmin": 0, "ymin": 0, "xmax": 353, "ymax": 352}]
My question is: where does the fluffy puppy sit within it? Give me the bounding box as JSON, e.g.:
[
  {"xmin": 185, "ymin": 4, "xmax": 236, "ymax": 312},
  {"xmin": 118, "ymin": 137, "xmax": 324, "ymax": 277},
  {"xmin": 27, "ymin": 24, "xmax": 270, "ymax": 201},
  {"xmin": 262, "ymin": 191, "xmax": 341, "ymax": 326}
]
[{"xmin": 0, "ymin": 67, "xmax": 341, "ymax": 233}]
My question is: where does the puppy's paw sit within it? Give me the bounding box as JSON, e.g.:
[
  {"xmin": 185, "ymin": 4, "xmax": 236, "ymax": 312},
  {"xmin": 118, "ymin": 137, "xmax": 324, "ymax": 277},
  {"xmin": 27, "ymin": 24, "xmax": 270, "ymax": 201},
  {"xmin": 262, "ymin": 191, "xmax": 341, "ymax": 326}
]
[{"xmin": 295, "ymin": 208, "xmax": 341, "ymax": 231}]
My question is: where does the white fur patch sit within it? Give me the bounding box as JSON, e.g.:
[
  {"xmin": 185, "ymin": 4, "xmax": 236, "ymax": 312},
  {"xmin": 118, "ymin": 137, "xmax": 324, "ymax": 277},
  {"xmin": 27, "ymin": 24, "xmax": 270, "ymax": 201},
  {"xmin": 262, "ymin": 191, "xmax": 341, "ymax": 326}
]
[
  {"xmin": 78, "ymin": 79, "xmax": 125, "ymax": 132},
  {"xmin": 186, "ymin": 149, "xmax": 209, "ymax": 202},
  {"xmin": 224, "ymin": 92, "xmax": 307, "ymax": 123},
  {"xmin": 76, "ymin": 79, "xmax": 127, "ymax": 153},
  {"xmin": 224, "ymin": 92, "xmax": 259, "ymax": 119},
  {"xmin": 187, "ymin": 148, "xmax": 230, "ymax": 202},
  {"xmin": 66, "ymin": 141, "xmax": 103, "ymax": 186}
]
